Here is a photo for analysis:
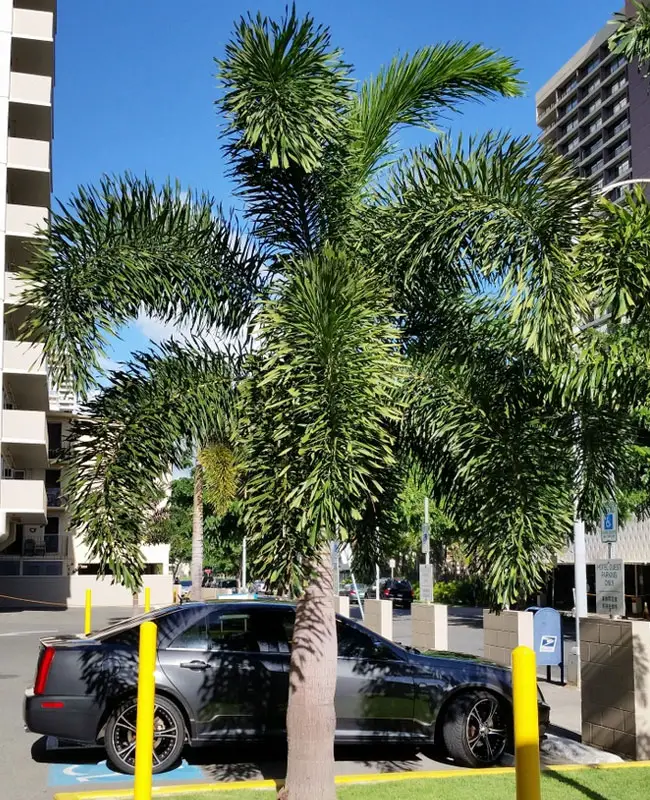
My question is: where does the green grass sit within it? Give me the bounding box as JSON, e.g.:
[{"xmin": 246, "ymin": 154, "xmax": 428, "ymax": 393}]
[{"xmin": 163, "ymin": 766, "xmax": 650, "ymax": 800}]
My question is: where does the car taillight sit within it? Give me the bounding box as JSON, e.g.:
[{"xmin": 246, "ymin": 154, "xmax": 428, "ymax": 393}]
[
  {"xmin": 34, "ymin": 647, "xmax": 55, "ymax": 695},
  {"xmin": 383, "ymin": 589, "xmax": 391, "ymax": 597}
]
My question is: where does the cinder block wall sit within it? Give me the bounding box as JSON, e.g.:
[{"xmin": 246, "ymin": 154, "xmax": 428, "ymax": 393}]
[
  {"xmin": 483, "ymin": 610, "xmax": 534, "ymax": 667},
  {"xmin": 412, "ymin": 603, "xmax": 448, "ymax": 651},
  {"xmin": 364, "ymin": 598, "xmax": 393, "ymax": 640},
  {"xmin": 580, "ymin": 618, "xmax": 650, "ymax": 759},
  {"xmin": 334, "ymin": 596, "xmax": 350, "ymax": 618}
]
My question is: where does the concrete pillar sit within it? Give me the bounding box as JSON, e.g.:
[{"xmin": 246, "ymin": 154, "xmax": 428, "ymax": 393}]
[
  {"xmin": 364, "ymin": 598, "xmax": 393, "ymax": 640},
  {"xmin": 335, "ymin": 595, "xmax": 350, "ymax": 618},
  {"xmin": 483, "ymin": 610, "xmax": 534, "ymax": 667},
  {"xmin": 580, "ymin": 617, "xmax": 650, "ymax": 759},
  {"xmin": 412, "ymin": 603, "xmax": 448, "ymax": 651}
]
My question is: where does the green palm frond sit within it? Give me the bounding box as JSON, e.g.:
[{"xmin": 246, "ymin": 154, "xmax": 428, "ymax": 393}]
[
  {"xmin": 199, "ymin": 443, "xmax": 240, "ymax": 517},
  {"xmin": 19, "ymin": 174, "xmax": 266, "ymax": 395},
  {"xmin": 349, "ymin": 43, "xmax": 523, "ymax": 184},
  {"xmin": 403, "ymin": 312, "xmax": 573, "ymax": 606},
  {"xmin": 578, "ymin": 187, "xmax": 650, "ymax": 324},
  {"xmin": 216, "ymin": 5, "xmax": 352, "ymax": 173},
  {"xmin": 241, "ymin": 252, "xmax": 403, "ymax": 593},
  {"xmin": 63, "ymin": 341, "xmax": 238, "ymax": 591},
  {"xmin": 610, "ymin": 1, "xmax": 650, "ymax": 77},
  {"xmin": 371, "ymin": 132, "xmax": 594, "ymax": 360}
]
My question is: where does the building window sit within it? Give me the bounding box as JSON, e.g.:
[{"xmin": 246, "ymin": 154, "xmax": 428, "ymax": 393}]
[
  {"xmin": 586, "ymin": 56, "xmax": 600, "ymax": 74},
  {"xmin": 617, "ymin": 159, "xmax": 631, "ymax": 175},
  {"xmin": 47, "ymin": 422, "xmax": 62, "ymax": 459},
  {"xmin": 561, "ymin": 97, "xmax": 579, "ymax": 115},
  {"xmin": 566, "ymin": 137, "xmax": 579, "ymax": 153},
  {"xmin": 612, "ymin": 98, "xmax": 627, "ymax": 115}
]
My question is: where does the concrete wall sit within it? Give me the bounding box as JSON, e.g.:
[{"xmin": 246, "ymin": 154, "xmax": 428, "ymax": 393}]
[
  {"xmin": 0, "ymin": 574, "xmax": 174, "ymax": 609},
  {"xmin": 334, "ymin": 596, "xmax": 350, "ymax": 618},
  {"xmin": 412, "ymin": 603, "xmax": 448, "ymax": 651},
  {"xmin": 483, "ymin": 610, "xmax": 534, "ymax": 667},
  {"xmin": 364, "ymin": 599, "xmax": 393, "ymax": 640},
  {"xmin": 580, "ymin": 617, "xmax": 650, "ymax": 759}
]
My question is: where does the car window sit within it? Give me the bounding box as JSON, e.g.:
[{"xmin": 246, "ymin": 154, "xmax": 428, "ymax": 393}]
[
  {"xmin": 170, "ymin": 620, "xmax": 208, "ymax": 649},
  {"xmin": 337, "ymin": 619, "xmax": 395, "ymax": 661}
]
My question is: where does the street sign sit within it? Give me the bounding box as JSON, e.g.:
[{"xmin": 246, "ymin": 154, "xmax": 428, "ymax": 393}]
[
  {"xmin": 601, "ymin": 504, "xmax": 618, "ymax": 544},
  {"xmin": 419, "ymin": 563, "xmax": 433, "ymax": 603},
  {"xmin": 421, "ymin": 523, "xmax": 430, "ymax": 554},
  {"xmin": 388, "ymin": 558, "xmax": 396, "ymax": 569},
  {"xmin": 595, "ymin": 559, "xmax": 625, "ymax": 617}
]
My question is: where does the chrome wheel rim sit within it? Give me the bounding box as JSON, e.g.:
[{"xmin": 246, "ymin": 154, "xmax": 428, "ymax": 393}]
[
  {"xmin": 112, "ymin": 702, "xmax": 179, "ymax": 769},
  {"xmin": 465, "ymin": 696, "xmax": 507, "ymax": 764}
]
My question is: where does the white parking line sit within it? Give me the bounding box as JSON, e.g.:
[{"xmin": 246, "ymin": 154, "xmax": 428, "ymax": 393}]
[{"xmin": 0, "ymin": 629, "xmax": 57, "ymax": 637}]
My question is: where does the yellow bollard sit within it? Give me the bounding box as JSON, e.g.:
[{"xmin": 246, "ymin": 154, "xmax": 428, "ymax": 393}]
[
  {"xmin": 144, "ymin": 586, "xmax": 151, "ymax": 613},
  {"xmin": 134, "ymin": 621, "xmax": 157, "ymax": 800},
  {"xmin": 84, "ymin": 589, "xmax": 92, "ymax": 635},
  {"xmin": 512, "ymin": 645, "xmax": 541, "ymax": 800}
]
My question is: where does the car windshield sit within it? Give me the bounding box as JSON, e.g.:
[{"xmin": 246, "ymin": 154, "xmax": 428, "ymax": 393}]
[{"xmin": 395, "ymin": 580, "xmax": 411, "ymax": 590}]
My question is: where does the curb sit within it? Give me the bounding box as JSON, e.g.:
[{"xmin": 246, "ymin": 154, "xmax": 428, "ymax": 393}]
[{"xmin": 52, "ymin": 760, "xmax": 650, "ymax": 800}]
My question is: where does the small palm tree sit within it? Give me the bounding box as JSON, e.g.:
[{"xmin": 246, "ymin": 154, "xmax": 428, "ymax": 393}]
[{"xmin": 23, "ymin": 9, "xmax": 619, "ymax": 798}]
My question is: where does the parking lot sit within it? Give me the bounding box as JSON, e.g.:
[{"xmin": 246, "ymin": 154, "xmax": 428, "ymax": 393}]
[{"xmin": 0, "ymin": 604, "xmax": 581, "ymax": 800}]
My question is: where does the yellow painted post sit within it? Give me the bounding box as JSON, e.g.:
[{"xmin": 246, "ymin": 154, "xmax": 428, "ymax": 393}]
[
  {"xmin": 512, "ymin": 645, "xmax": 541, "ymax": 800},
  {"xmin": 144, "ymin": 586, "xmax": 151, "ymax": 613},
  {"xmin": 84, "ymin": 589, "xmax": 92, "ymax": 635},
  {"xmin": 133, "ymin": 621, "xmax": 157, "ymax": 800}
]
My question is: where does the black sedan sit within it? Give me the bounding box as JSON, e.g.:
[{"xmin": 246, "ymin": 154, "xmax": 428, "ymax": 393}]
[{"xmin": 24, "ymin": 601, "xmax": 549, "ymax": 774}]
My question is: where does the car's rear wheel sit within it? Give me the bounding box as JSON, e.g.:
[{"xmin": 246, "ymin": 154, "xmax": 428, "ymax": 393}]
[
  {"xmin": 105, "ymin": 694, "xmax": 185, "ymax": 774},
  {"xmin": 442, "ymin": 690, "xmax": 509, "ymax": 768}
]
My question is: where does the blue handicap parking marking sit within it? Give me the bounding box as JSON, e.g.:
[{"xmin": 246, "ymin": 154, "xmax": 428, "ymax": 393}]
[{"xmin": 48, "ymin": 758, "xmax": 204, "ymax": 787}]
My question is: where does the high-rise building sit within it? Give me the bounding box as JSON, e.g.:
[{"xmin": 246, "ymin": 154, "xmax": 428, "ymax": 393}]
[
  {"xmin": 535, "ymin": 1, "xmax": 650, "ymax": 202},
  {"xmin": 0, "ymin": 1, "xmax": 170, "ymax": 606}
]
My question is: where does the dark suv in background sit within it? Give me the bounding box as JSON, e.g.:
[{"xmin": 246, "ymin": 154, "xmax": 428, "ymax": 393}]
[{"xmin": 365, "ymin": 579, "xmax": 414, "ymax": 608}]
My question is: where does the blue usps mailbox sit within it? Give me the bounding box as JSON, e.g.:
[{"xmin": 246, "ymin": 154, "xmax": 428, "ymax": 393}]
[{"xmin": 526, "ymin": 606, "xmax": 564, "ymax": 684}]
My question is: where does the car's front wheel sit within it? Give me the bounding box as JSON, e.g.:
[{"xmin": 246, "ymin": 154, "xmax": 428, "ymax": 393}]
[
  {"xmin": 105, "ymin": 694, "xmax": 185, "ymax": 774},
  {"xmin": 442, "ymin": 690, "xmax": 509, "ymax": 768}
]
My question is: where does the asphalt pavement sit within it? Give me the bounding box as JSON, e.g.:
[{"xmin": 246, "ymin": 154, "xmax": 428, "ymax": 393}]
[{"xmin": 0, "ymin": 604, "xmax": 581, "ymax": 800}]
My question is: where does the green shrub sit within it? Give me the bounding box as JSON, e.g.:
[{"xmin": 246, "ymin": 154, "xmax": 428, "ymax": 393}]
[{"xmin": 433, "ymin": 578, "xmax": 483, "ymax": 606}]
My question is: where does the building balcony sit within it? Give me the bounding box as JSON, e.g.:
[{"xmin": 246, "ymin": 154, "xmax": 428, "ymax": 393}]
[
  {"xmin": 3, "ymin": 341, "xmax": 48, "ymax": 411},
  {"xmin": 7, "ymin": 136, "xmax": 50, "ymax": 172},
  {"xmin": 9, "ymin": 71, "xmax": 52, "ymax": 106},
  {"xmin": 5, "ymin": 203, "xmax": 48, "ymax": 238},
  {"xmin": 0, "ymin": 479, "xmax": 47, "ymax": 523},
  {"xmin": 4, "ymin": 272, "xmax": 30, "ymax": 305},
  {"xmin": 12, "ymin": 7, "xmax": 54, "ymax": 41},
  {"xmin": 2, "ymin": 409, "xmax": 48, "ymax": 468}
]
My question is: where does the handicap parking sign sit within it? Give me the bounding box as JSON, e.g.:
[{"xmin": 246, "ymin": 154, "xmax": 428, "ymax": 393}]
[{"xmin": 48, "ymin": 759, "xmax": 204, "ymax": 787}]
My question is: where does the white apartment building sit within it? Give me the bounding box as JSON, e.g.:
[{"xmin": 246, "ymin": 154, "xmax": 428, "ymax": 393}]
[{"xmin": 0, "ymin": 0, "xmax": 171, "ymax": 607}]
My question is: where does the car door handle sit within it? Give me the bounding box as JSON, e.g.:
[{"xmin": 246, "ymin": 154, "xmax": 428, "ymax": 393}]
[{"xmin": 180, "ymin": 660, "xmax": 212, "ymax": 671}]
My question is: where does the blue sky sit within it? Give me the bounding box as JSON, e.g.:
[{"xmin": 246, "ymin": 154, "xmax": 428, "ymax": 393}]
[{"xmin": 53, "ymin": 0, "xmax": 617, "ymax": 365}]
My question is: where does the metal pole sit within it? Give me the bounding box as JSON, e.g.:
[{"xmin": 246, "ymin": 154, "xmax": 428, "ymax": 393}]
[
  {"xmin": 512, "ymin": 646, "xmax": 541, "ymax": 800},
  {"xmin": 375, "ymin": 564, "xmax": 380, "ymax": 600},
  {"xmin": 424, "ymin": 496, "xmax": 430, "ymax": 567},
  {"xmin": 144, "ymin": 586, "xmax": 151, "ymax": 613},
  {"xmin": 134, "ymin": 621, "xmax": 157, "ymax": 800},
  {"xmin": 241, "ymin": 536, "xmax": 247, "ymax": 592},
  {"xmin": 351, "ymin": 573, "xmax": 364, "ymax": 621},
  {"xmin": 84, "ymin": 589, "xmax": 92, "ymax": 635}
]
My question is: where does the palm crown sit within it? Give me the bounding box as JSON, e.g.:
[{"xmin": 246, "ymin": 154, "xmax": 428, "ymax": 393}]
[{"xmin": 19, "ymin": 7, "xmax": 648, "ymax": 607}]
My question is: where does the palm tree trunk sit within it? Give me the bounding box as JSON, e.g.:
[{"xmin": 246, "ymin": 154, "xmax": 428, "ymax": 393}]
[
  {"xmin": 281, "ymin": 544, "xmax": 337, "ymax": 800},
  {"xmin": 191, "ymin": 461, "xmax": 204, "ymax": 602}
]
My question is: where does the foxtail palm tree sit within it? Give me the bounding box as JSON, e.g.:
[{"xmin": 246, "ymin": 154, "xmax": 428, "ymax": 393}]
[{"xmin": 21, "ymin": 9, "xmax": 620, "ymax": 798}]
